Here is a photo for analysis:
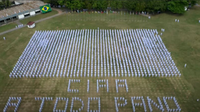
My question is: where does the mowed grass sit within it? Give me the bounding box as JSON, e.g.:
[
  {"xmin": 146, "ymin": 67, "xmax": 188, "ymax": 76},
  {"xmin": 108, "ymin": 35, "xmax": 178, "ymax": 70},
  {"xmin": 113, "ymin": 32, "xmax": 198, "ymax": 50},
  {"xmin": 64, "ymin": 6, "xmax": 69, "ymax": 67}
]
[
  {"xmin": 0, "ymin": 7, "xmax": 200, "ymax": 111},
  {"xmin": 0, "ymin": 23, "xmax": 17, "ymax": 33}
]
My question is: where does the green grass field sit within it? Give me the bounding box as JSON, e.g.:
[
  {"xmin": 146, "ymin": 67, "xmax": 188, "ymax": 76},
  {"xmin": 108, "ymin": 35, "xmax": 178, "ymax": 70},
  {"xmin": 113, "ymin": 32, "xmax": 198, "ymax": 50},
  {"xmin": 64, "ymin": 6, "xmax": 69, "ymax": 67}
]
[
  {"xmin": 0, "ymin": 23, "xmax": 17, "ymax": 33},
  {"xmin": 0, "ymin": 6, "xmax": 200, "ymax": 112}
]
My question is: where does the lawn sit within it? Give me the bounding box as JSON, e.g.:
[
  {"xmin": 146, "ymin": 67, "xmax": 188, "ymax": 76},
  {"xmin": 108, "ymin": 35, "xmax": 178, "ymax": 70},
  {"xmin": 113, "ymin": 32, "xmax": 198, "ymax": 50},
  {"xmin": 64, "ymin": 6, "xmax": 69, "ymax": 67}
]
[
  {"xmin": 0, "ymin": 23, "xmax": 17, "ymax": 33},
  {"xmin": 0, "ymin": 6, "xmax": 200, "ymax": 112}
]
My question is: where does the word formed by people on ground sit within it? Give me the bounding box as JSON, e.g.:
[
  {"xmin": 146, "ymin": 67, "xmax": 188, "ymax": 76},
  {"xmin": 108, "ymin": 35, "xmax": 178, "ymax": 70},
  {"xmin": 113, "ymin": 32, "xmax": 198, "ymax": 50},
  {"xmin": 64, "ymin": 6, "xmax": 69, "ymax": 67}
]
[{"xmin": 3, "ymin": 96, "xmax": 181, "ymax": 112}]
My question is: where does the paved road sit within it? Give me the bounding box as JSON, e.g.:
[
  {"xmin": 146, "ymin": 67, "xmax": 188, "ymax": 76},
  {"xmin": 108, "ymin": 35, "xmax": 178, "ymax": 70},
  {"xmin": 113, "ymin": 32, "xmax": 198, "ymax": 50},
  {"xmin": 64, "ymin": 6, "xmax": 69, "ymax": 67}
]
[{"xmin": 0, "ymin": 8, "xmax": 63, "ymax": 36}]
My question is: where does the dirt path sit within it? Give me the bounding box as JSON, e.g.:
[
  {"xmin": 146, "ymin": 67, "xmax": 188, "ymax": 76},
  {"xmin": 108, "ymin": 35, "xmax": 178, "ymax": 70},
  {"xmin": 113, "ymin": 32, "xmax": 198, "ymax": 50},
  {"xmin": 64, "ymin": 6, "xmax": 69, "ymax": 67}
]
[
  {"xmin": 0, "ymin": 8, "xmax": 63, "ymax": 36},
  {"xmin": 52, "ymin": 8, "xmax": 63, "ymax": 14}
]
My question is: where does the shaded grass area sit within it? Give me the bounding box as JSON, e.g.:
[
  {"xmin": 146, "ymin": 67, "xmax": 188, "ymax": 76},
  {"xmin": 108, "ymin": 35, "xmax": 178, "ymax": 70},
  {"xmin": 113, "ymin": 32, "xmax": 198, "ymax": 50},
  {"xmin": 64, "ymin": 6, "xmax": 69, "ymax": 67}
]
[
  {"xmin": 0, "ymin": 7, "xmax": 200, "ymax": 111},
  {"xmin": 19, "ymin": 10, "xmax": 58, "ymax": 24},
  {"xmin": 0, "ymin": 23, "xmax": 17, "ymax": 33}
]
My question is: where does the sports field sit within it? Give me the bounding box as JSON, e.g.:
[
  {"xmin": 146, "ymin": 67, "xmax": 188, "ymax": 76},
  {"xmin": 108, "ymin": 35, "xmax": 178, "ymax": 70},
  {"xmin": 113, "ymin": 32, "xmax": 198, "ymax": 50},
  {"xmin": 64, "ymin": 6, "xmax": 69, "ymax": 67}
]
[{"xmin": 0, "ymin": 6, "xmax": 200, "ymax": 112}]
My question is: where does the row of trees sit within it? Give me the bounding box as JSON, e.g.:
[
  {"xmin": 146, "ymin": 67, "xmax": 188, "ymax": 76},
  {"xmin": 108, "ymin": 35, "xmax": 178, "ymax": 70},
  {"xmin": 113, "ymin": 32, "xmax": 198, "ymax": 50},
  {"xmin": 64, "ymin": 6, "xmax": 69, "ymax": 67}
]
[
  {"xmin": 0, "ymin": 0, "xmax": 11, "ymax": 10},
  {"xmin": 42, "ymin": 0, "xmax": 199, "ymax": 14}
]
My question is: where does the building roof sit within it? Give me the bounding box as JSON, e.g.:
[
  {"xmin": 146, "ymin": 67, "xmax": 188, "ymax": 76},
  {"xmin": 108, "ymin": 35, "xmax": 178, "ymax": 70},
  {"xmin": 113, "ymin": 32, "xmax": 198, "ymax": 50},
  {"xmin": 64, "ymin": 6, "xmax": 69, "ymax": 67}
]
[
  {"xmin": 0, "ymin": 1, "xmax": 46, "ymax": 21},
  {"xmin": 27, "ymin": 21, "xmax": 35, "ymax": 25}
]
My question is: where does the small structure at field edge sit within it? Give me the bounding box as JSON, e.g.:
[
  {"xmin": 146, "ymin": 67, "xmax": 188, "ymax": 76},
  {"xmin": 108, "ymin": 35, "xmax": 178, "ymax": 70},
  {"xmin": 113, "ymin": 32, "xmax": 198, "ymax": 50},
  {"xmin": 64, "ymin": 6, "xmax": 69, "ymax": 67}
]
[{"xmin": 27, "ymin": 21, "xmax": 35, "ymax": 28}]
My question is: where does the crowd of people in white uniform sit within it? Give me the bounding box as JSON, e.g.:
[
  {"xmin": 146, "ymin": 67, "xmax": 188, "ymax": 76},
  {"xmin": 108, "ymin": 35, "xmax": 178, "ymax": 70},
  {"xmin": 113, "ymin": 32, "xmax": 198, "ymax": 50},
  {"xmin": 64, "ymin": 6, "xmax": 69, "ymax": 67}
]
[{"xmin": 9, "ymin": 29, "xmax": 181, "ymax": 78}]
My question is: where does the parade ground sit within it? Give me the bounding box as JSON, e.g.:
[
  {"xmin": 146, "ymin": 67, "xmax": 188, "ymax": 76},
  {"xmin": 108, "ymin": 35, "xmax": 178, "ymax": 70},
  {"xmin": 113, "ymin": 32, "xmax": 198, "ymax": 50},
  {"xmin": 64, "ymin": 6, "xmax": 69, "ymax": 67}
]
[{"xmin": 0, "ymin": 6, "xmax": 200, "ymax": 112}]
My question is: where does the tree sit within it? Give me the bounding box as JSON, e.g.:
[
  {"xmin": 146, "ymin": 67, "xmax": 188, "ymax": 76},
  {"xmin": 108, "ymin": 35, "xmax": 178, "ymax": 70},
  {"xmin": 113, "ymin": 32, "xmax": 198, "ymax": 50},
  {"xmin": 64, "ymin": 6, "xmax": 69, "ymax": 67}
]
[
  {"xmin": 41, "ymin": 0, "xmax": 51, "ymax": 3},
  {"xmin": 6, "ymin": 0, "xmax": 10, "ymax": 7},
  {"xmin": 110, "ymin": 0, "xmax": 117, "ymax": 10},
  {"xmin": 135, "ymin": 1, "xmax": 146, "ymax": 12},
  {"xmin": 145, "ymin": 0, "xmax": 167, "ymax": 13},
  {"xmin": 64, "ymin": 0, "xmax": 74, "ymax": 11},
  {"xmin": 100, "ymin": 0, "xmax": 108, "ymax": 10},
  {"xmin": 125, "ymin": 0, "xmax": 136, "ymax": 11},
  {"xmin": 110, "ymin": 0, "xmax": 122, "ymax": 10},
  {"xmin": 167, "ymin": 0, "xmax": 188, "ymax": 14},
  {"xmin": 41, "ymin": 0, "xmax": 197, "ymax": 14},
  {"xmin": 42, "ymin": 0, "xmax": 59, "ymax": 6},
  {"xmin": 84, "ymin": 0, "xmax": 92, "ymax": 10},
  {"xmin": 92, "ymin": 0, "xmax": 97, "ymax": 9},
  {"xmin": 116, "ymin": 0, "xmax": 122, "ymax": 10},
  {"xmin": 57, "ymin": 0, "xmax": 65, "ymax": 6},
  {"xmin": 92, "ymin": 0, "xmax": 107, "ymax": 10},
  {"xmin": 0, "ymin": 2, "xmax": 5, "ymax": 10},
  {"xmin": 0, "ymin": 0, "xmax": 10, "ymax": 8},
  {"xmin": 71, "ymin": 0, "xmax": 84, "ymax": 10},
  {"xmin": 188, "ymin": 0, "xmax": 198, "ymax": 6}
]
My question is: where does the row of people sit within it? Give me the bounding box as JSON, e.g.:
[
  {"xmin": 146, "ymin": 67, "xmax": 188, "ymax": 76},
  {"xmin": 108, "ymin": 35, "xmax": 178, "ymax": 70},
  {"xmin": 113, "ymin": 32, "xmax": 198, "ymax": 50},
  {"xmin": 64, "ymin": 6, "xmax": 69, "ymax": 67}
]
[{"xmin": 10, "ymin": 29, "xmax": 181, "ymax": 78}]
